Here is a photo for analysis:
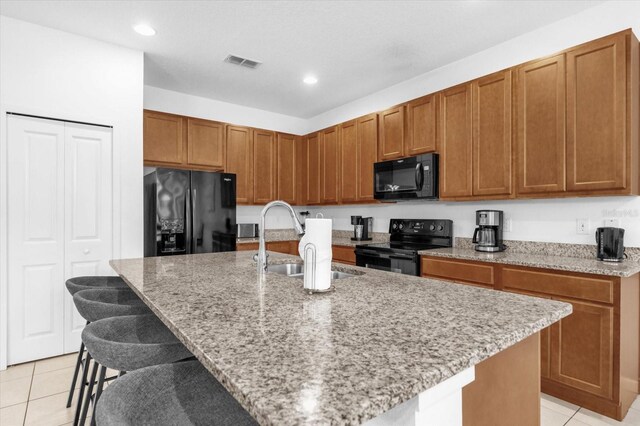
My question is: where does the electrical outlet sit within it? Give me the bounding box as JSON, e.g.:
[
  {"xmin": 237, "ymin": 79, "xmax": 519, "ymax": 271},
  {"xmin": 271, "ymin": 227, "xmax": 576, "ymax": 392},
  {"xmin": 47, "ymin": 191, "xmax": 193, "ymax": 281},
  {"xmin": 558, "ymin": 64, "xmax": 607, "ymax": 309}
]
[
  {"xmin": 576, "ymin": 218, "xmax": 589, "ymax": 235},
  {"xmin": 603, "ymin": 217, "xmax": 621, "ymax": 228},
  {"xmin": 504, "ymin": 218, "xmax": 513, "ymax": 233}
]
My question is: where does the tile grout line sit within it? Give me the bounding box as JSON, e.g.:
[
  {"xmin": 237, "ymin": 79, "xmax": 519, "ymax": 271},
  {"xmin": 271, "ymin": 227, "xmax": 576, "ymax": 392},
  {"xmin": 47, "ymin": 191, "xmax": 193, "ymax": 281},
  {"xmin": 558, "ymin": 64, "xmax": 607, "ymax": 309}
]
[
  {"xmin": 562, "ymin": 406, "xmax": 579, "ymax": 425},
  {"xmin": 22, "ymin": 367, "xmax": 34, "ymax": 426}
]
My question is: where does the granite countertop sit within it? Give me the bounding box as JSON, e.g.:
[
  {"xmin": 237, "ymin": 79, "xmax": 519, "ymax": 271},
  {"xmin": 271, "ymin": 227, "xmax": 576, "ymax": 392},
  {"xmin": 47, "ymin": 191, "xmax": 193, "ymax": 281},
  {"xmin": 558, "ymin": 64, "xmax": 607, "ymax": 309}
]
[
  {"xmin": 110, "ymin": 252, "xmax": 570, "ymax": 426},
  {"xmin": 419, "ymin": 247, "xmax": 640, "ymax": 278}
]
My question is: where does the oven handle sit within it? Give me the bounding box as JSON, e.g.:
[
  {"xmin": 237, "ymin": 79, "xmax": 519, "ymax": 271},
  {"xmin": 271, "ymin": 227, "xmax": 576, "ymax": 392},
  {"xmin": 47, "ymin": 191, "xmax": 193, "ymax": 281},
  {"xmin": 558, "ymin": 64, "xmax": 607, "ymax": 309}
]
[{"xmin": 355, "ymin": 250, "xmax": 415, "ymax": 261}]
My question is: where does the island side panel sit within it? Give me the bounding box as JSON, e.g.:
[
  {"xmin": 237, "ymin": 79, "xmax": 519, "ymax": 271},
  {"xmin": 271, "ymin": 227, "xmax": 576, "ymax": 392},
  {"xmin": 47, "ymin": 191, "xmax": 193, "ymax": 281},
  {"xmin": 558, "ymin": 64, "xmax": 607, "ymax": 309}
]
[{"xmin": 462, "ymin": 332, "xmax": 540, "ymax": 426}]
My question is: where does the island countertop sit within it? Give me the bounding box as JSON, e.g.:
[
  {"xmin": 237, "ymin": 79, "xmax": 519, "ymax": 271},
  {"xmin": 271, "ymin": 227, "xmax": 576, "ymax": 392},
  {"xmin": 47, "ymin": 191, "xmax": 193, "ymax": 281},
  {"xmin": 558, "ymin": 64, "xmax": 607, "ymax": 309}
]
[{"xmin": 109, "ymin": 251, "xmax": 571, "ymax": 425}]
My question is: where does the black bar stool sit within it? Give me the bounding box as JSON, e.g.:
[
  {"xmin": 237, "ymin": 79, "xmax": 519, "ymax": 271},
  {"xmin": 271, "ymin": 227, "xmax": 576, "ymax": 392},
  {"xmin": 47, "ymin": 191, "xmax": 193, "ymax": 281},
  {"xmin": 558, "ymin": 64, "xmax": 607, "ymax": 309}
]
[
  {"xmin": 64, "ymin": 276, "xmax": 132, "ymax": 408},
  {"xmin": 70, "ymin": 288, "xmax": 151, "ymax": 426},
  {"xmin": 80, "ymin": 314, "xmax": 193, "ymax": 425},
  {"xmin": 95, "ymin": 360, "xmax": 257, "ymax": 426}
]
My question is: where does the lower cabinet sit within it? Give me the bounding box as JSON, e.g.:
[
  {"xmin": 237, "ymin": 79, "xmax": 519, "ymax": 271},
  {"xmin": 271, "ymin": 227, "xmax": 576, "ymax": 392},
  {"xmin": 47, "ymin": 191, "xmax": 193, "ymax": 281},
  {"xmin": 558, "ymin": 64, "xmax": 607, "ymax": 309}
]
[
  {"xmin": 420, "ymin": 255, "xmax": 639, "ymax": 421},
  {"xmin": 236, "ymin": 241, "xmax": 298, "ymax": 255},
  {"xmin": 332, "ymin": 245, "xmax": 356, "ymax": 265}
]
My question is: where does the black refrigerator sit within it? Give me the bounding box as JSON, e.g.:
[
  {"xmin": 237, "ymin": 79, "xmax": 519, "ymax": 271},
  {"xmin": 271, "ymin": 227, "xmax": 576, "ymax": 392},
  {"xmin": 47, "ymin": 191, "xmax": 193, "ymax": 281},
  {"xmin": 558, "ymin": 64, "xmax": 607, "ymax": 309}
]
[{"xmin": 144, "ymin": 168, "xmax": 236, "ymax": 257}]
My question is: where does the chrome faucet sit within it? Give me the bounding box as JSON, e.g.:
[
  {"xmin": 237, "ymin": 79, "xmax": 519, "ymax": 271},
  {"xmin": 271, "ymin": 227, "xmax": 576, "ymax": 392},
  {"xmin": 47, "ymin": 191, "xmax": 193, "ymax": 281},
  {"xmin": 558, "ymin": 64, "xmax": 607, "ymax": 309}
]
[{"xmin": 254, "ymin": 201, "xmax": 305, "ymax": 274}]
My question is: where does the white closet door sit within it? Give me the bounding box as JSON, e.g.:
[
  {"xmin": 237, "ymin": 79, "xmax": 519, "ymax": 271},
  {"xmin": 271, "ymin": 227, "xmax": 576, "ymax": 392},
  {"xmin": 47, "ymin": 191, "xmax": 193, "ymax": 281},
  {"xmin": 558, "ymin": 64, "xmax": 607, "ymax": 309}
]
[
  {"xmin": 8, "ymin": 115, "xmax": 66, "ymax": 364},
  {"xmin": 63, "ymin": 123, "xmax": 113, "ymax": 352}
]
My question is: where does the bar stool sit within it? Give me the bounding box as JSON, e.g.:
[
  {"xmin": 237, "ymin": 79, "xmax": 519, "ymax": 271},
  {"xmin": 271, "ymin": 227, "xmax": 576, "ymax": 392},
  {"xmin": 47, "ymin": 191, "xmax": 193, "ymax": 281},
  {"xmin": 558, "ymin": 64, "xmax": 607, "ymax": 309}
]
[
  {"xmin": 95, "ymin": 360, "xmax": 257, "ymax": 426},
  {"xmin": 65, "ymin": 277, "xmax": 132, "ymax": 409},
  {"xmin": 71, "ymin": 288, "xmax": 151, "ymax": 426},
  {"xmin": 80, "ymin": 314, "xmax": 193, "ymax": 425}
]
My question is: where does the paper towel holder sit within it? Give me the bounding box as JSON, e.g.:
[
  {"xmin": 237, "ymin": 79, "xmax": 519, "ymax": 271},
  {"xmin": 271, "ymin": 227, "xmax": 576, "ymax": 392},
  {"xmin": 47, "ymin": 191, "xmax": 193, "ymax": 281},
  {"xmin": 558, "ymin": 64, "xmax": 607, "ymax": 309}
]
[{"xmin": 303, "ymin": 242, "xmax": 334, "ymax": 294}]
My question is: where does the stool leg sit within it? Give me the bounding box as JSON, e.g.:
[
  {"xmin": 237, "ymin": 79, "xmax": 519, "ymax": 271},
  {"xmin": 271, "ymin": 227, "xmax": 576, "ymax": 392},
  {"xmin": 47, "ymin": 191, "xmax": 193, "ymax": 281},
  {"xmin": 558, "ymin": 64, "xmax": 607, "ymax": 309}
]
[
  {"xmin": 66, "ymin": 341, "xmax": 85, "ymax": 408},
  {"xmin": 79, "ymin": 360, "xmax": 98, "ymax": 426},
  {"xmin": 90, "ymin": 365, "xmax": 107, "ymax": 426},
  {"xmin": 73, "ymin": 351, "xmax": 92, "ymax": 426}
]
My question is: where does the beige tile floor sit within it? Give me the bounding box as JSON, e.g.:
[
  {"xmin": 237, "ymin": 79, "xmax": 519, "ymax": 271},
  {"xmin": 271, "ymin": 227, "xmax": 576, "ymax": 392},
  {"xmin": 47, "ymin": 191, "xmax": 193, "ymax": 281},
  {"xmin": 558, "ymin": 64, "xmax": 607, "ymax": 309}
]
[{"xmin": 1, "ymin": 354, "xmax": 639, "ymax": 425}]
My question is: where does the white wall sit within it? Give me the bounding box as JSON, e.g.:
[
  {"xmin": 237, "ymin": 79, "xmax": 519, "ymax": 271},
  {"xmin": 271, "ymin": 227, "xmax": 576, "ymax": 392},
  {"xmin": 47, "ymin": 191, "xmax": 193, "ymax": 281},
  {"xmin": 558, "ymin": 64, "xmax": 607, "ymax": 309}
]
[
  {"xmin": 0, "ymin": 16, "xmax": 144, "ymax": 368},
  {"xmin": 145, "ymin": 86, "xmax": 307, "ymax": 135}
]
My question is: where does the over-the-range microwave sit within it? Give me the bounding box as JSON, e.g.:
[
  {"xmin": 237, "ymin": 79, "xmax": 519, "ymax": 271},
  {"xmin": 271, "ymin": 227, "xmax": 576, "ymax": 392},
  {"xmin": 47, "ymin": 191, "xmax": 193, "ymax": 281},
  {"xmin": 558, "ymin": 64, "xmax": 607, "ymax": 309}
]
[{"xmin": 373, "ymin": 153, "xmax": 438, "ymax": 201}]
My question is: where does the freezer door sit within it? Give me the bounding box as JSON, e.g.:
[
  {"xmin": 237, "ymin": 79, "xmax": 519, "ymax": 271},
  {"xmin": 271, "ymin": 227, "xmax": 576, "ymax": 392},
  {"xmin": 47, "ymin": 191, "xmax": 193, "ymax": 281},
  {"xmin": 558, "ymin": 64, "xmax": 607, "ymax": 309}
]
[
  {"xmin": 151, "ymin": 169, "xmax": 190, "ymax": 256},
  {"xmin": 190, "ymin": 171, "xmax": 237, "ymax": 253}
]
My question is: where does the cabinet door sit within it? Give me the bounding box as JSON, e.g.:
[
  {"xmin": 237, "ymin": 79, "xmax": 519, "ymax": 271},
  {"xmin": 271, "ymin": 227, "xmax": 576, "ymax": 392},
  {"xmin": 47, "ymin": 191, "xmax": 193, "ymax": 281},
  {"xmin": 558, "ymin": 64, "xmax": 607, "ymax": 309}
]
[
  {"xmin": 225, "ymin": 126, "xmax": 253, "ymax": 204},
  {"xmin": 378, "ymin": 106, "xmax": 405, "ymax": 160},
  {"xmin": 339, "ymin": 120, "xmax": 358, "ymax": 203},
  {"xmin": 516, "ymin": 55, "xmax": 566, "ymax": 194},
  {"xmin": 357, "ymin": 114, "xmax": 378, "ymax": 201},
  {"xmin": 439, "ymin": 84, "xmax": 473, "ymax": 198},
  {"xmin": 295, "ymin": 136, "xmax": 308, "ymax": 205},
  {"xmin": 276, "ymin": 133, "xmax": 297, "ymax": 204},
  {"xmin": 321, "ymin": 127, "xmax": 339, "ymax": 204},
  {"xmin": 253, "ymin": 129, "xmax": 277, "ymax": 204},
  {"xmin": 186, "ymin": 118, "xmax": 225, "ymax": 169},
  {"xmin": 266, "ymin": 241, "xmax": 293, "ymax": 254},
  {"xmin": 566, "ymin": 33, "xmax": 627, "ymax": 191},
  {"xmin": 306, "ymin": 133, "xmax": 321, "ymax": 204},
  {"xmin": 406, "ymin": 95, "xmax": 437, "ymax": 155},
  {"xmin": 550, "ymin": 298, "xmax": 614, "ymax": 399},
  {"xmin": 473, "ymin": 70, "xmax": 512, "ymax": 196},
  {"xmin": 143, "ymin": 110, "xmax": 184, "ymax": 166}
]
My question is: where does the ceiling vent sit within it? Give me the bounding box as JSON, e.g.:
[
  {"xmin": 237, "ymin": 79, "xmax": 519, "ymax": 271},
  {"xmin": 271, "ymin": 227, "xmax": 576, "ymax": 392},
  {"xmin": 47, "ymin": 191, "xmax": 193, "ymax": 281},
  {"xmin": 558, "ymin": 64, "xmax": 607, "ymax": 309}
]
[{"xmin": 224, "ymin": 54, "xmax": 261, "ymax": 69}]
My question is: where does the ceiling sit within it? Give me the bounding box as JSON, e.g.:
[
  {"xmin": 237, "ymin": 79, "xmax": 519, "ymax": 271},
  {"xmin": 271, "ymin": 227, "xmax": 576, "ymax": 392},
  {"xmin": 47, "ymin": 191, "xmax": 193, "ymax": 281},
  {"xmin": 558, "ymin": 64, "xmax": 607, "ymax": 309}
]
[{"xmin": 0, "ymin": 0, "xmax": 603, "ymax": 118}]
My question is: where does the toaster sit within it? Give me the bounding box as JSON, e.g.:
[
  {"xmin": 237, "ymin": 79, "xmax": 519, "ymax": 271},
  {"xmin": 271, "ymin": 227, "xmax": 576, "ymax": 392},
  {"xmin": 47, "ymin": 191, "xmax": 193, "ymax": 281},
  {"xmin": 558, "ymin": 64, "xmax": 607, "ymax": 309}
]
[{"xmin": 237, "ymin": 223, "xmax": 259, "ymax": 238}]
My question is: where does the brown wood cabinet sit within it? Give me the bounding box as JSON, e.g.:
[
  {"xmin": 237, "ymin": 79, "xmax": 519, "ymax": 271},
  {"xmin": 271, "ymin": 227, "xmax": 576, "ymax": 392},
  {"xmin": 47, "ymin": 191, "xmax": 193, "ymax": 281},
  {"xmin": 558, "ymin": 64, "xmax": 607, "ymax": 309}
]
[
  {"xmin": 472, "ymin": 70, "xmax": 512, "ymax": 196},
  {"xmin": 357, "ymin": 114, "xmax": 379, "ymax": 201},
  {"xmin": 421, "ymin": 255, "xmax": 639, "ymax": 421},
  {"xmin": 378, "ymin": 106, "xmax": 405, "ymax": 161},
  {"xmin": 320, "ymin": 127, "xmax": 339, "ymax": 204},
  {"xmin": 516, "ymin": 54, "xmax": 567, "ymax": 195},
  {"xmin": 306, "ymin": 133, "xmax": 321, "ymax": 204},
  {"xmin": 332, "ymin": 245, "xmax": 356, "ymax": 265},
  {"xmin": 406, "ymin": 94, "xmax": 437, "ymax": 156},
  {"xmin": 143, "ymin": 110, "xmax": 185, "ymax": 166},
  {"xmin": 439, "ymin": 84, "xmax": 473, "ymax": 198},
  {"xmin": 253, "ymin": 129, "xmax": 277, "ymax": 204},
  {"xmin": 276, "ymin": 133, "xmax": 297, "ymax": 204},
  {"xmin": 186, "ymin": 118, "xmax": 225, "ymax": 169},
  {"xmin": 566, "ymin": 32, "xmax": 627, "ymax": 192},
  {"xmin": 236, "ymin": 241, "xmax": 298, "ymax": 255},
  {"xmin": 295, "ymin": 136, "xmax": 308, "ymax": 205},
  {"xmin": 339, "ymin": 120, "xmax": 358, "ymax": 203},
  {"xmin": 225, "ymin": 125, "xmax": 253, "ymax": 204}
]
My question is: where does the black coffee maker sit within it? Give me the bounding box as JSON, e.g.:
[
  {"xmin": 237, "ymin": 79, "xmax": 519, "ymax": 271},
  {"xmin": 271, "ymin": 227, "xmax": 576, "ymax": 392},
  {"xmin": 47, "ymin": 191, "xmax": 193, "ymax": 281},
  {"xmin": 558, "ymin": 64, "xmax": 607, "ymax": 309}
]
[
  {"xmin": 596, "ymin": 227, "xmax": 625, "ymax": 262},
  {"xmin": 351, "ymin": 216, "xmax": 373, "ymax": 241}
]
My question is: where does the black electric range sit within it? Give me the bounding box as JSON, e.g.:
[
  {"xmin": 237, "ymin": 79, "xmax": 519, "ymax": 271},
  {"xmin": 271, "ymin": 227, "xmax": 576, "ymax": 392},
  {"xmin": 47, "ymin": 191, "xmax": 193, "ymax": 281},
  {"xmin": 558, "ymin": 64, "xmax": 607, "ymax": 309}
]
[{"xmin": 354, "ymin": 219, "xmax": 453, "ymax": 276}]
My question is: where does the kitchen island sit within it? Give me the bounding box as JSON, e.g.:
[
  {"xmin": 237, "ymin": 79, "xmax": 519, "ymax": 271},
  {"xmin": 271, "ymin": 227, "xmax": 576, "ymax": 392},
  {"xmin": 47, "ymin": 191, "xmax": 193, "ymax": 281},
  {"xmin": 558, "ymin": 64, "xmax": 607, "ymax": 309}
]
[{"xmin": 109, "ymin": 251, "xmax": 571, "ymax": 425}]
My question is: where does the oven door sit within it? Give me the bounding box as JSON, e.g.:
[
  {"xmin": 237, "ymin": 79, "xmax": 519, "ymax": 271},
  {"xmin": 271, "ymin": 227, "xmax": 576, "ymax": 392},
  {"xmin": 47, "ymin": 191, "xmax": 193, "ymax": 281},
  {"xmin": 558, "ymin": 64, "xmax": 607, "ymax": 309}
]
[{"xmin": 355, "ymin": 249, "xmax": 418, "ymax": 276}]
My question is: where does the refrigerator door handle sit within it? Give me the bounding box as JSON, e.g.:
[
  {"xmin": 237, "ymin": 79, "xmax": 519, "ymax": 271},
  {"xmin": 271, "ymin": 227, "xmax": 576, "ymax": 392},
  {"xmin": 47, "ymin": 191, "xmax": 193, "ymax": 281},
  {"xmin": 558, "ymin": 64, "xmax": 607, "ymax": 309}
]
[{"xmin": 186, "ymin": 187, "xmax": 193, "ymax": 254}]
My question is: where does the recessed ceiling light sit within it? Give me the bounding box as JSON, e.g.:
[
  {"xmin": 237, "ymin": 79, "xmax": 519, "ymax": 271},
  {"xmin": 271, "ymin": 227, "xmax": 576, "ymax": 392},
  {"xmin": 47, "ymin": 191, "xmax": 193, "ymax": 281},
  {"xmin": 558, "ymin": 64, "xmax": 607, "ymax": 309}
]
[
  {"xmin": 303, "ymin": 75, "xmax": 318, "ymax": 85},
  {"xmin": 133, "ymin": 23, "xmax": 156, "ymax": 36}
]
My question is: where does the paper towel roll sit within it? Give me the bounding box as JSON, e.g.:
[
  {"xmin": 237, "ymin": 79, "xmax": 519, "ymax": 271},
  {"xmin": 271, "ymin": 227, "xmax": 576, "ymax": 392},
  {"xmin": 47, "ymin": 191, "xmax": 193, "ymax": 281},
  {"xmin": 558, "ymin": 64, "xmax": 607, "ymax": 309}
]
[{"xmin": 299, "ymin": 218, "xmax": 332, "ymax": 291}]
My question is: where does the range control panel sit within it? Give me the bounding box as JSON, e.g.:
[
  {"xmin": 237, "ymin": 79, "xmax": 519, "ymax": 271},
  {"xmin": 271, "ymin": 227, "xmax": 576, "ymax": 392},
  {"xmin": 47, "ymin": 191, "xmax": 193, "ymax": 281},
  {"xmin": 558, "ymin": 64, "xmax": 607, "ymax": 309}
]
[{"xmin": 389, "ymin": 219, "xmax": 453, "ymax": 237}]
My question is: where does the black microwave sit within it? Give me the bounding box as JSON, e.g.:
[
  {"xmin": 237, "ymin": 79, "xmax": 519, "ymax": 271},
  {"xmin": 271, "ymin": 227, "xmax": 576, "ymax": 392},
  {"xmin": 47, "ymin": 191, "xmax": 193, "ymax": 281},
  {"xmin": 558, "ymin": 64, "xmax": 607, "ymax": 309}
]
[{"xmin": 374, "ymin": 153, "xmax": 438, "ymax": 200}]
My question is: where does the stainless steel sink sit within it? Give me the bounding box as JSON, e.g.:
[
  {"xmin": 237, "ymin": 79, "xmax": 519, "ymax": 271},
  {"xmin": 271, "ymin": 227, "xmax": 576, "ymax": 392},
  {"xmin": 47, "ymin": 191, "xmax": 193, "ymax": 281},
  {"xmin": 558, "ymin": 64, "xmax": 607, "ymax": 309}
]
[{"xmin": 266, "ymin": 263, "xmax": 357, "ymax": 280}]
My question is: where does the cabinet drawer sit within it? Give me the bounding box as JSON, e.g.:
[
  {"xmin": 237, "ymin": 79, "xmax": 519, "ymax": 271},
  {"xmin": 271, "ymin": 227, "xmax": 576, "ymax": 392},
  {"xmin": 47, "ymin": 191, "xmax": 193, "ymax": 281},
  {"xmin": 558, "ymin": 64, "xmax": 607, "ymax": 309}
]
[
  {"xmin": 236, "ymin": 242, "xmax": 258, "ymax": 251},
  {"xmin": 421, "ymin": 257, "xmax": 495, "ymax": 287},
  {"xmin": 502, "ymin": 267, "xmax": 614, "ymax": 304},
  {"xmin": 267, "ymin": 241, "xmax": 294, "ymax": 254},
  {"xmin": 333, "ymin": 245, "xmax": 356, "ymax": 265}
]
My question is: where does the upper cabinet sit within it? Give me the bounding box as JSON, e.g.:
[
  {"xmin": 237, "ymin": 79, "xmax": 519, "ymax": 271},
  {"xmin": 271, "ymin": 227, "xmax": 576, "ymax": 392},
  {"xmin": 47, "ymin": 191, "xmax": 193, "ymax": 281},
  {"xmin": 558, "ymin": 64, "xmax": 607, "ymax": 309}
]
[
  {"xmin": 439, "ymin": 83, "xmax": 473, "ymax": 198},
  {"xmin": 143, "ymin": 110, "xmax": 185, "ymax": 166},
  {"xmin": 339, "ymin": 120, "xmax": 359, "ymax": 203},
  {"xmin": 276, "ymin": 133, "xmax": 297, "ymax": 204},
  {"xmin": 378, "ymin": 106, "xmax": 405, "ymax": 161},
  {"xmin": 472, "ymin": 70, "xmax": 512, "ymax": 197},
  {"xmin": 252, "ymin": 129, "xmax": 277, "ymax": 204},
  {"xmin": 357, "ymin": 114, "xmax": 378, "ymax": 201},
  {"xmin": 306, "ymin": 133, "xmax": 321, "ymax": 205},
  {"xmin": 320, "ymin": 126, "xmax": 340, "ymax": 204},
  {"xmin": 295, "ymin": 136, "xmax": 308, "ymax": 205},
  {"xmin": 406, "ymin": 94, "xmax": 437, "ymax": 156},
  {"xmin": 225, "ymin": 125, "xmax": 253, "ymax": 204},
  {"xmin": 186, "ymin": 118, "xmax": 225, "ymax": 169},
  {"xmin": 566, "ymin": 32, "xmax": 628, "ymax": 192},
  {"xmin": 516, "ymin": 55, "xmax": 567, "ymax": 195}
]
